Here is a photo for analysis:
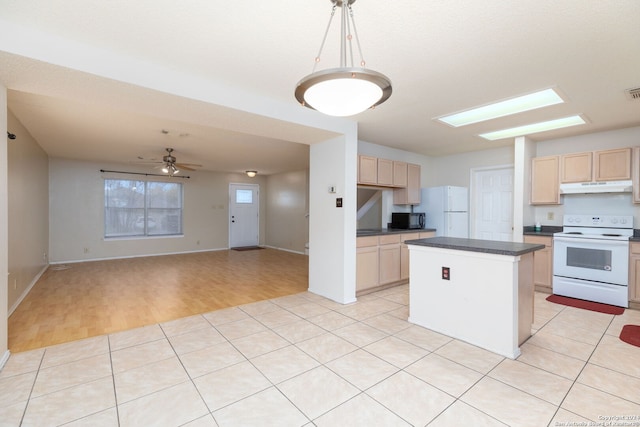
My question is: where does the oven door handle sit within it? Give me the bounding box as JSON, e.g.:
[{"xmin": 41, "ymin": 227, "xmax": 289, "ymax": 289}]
[{"xmin": 553, "ymin": 236, "xmax": 629, "ymax": 247}]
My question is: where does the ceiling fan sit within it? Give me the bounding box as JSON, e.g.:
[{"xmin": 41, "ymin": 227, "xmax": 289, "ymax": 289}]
[{"xmin": 138, "ymin": 148, "xmax": 202, "ymax": 176}]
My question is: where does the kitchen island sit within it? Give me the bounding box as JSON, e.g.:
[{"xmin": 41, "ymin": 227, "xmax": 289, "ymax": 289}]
[{"xmin": 405, "ymin": 237, "xmax": 545, "ymax": 359}]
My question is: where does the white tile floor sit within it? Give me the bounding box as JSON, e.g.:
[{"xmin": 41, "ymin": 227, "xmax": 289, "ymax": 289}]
[{"xmin": 1, "ymin": 286, "xmax": 640, "ymax": 426}]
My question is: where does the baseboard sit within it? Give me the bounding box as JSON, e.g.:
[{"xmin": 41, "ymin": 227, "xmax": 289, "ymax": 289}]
[
  {"xmin": 50, "ymin": 247, "xmax": 229, "ymax": 265},
  {"xmin": 263, "ymin": 245, "xmax": 305, "ymax": 255},
  {"xmin": 0, "ymin": 350, "xmax": 10, "ymax": 371},
  {"xmin": 8, "ymin": 264, "xmax": 49, "ymax": 316}
]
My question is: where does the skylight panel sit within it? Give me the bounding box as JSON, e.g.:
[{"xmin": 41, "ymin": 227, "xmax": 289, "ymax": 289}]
[
  {"xmin": 478, "ymin": 115, "xmax": 586, "ymax": 141},
  {"xmin": 437, "ymin": 88, "xmax": 565, "ymax": 127}
]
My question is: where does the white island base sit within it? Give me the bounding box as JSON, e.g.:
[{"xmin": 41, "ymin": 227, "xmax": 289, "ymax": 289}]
[{"xmin": 407, "ymin": 243, "xmax": 534, "ymax": 359}]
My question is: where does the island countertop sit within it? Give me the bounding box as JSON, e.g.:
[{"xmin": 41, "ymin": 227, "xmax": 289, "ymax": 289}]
[{"xmin": 405, "ymin": 236, "xmax": 545, "ymax": 256}]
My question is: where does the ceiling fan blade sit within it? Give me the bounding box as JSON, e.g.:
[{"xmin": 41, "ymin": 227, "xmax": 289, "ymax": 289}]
[
  {"xmin": 175, "ymin": 162, "xmax": 202, "ymax": 167},
  {"xmin": 174, "ymin": 163, "xmax": 197, "ymax": 171},
  {"xmin": 130, "ymin": 160, "xmax": 163, "ymax": 164}
]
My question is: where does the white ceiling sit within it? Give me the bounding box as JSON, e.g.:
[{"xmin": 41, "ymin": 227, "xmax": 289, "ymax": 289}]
[{"xmin": 1, "ymin": 0, "xmax": 639, "ymax": 175}]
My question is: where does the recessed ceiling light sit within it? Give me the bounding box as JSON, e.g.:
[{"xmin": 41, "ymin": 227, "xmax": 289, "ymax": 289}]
[
  {"xmin": 437, "ymin": 88, "xmax": 565, "ymax": 127},
  {"xmin": 478, "ymin": 115, "xmax": 586, "ymax": 141}
]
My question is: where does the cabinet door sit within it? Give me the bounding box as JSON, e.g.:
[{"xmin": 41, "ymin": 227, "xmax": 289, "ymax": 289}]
[
  {"xmin": 356, "ymin": 246, "xmax": 379, "ymax": 291},
  {"xmin": 530, "ymin": 156, "xmax": 560, "ymax": 205},
  {"xmin": 524, "ymin": 236, "xmax": 552, "ymax": 292},
  {"xmin": 393, "ymin": 161, "xmax": 408, "ymax": 187},
  {"xmin": 379, "ymin": 244, "xmax": 401, "ymax": 284},
  {"xmin": 358, "ymin": 155, "xmax": 377, "ymax": 185},
  {"xmin": 594, "ymin": 148, "xmax": 631, "ymax": 181},
  {"xmin": 400, "ymin": 232, "xmax": 420, "ymax": 280},
  {"xmin": 560, "ymin": 152, "xmax": 592, "ymax": 183},
  {"xmin": 377, "ymin": 158, "xmax": 394, "ymax": 186},
  {"xmin": 629, "ymin": 243, "xmax": 640, "ymax": 302},
  {"xmin": 633, "ymin": 147, "xmax": 640, "ymax": 204},
  {"xmin": 393, "ymin": 163, "xmax": 421, "ymax": 204}
]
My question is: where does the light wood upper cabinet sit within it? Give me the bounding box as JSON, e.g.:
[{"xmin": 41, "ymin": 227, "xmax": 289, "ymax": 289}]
[
  {"xmin": 393, "ymin": 161, "xmax": 408, "ymax": 187},
  {"xmin": 560, "ymin": 152, "xmax": 592, "ymax": 183},
  {"xmin": 560, "ymin": 148, "xmax": 631, "ymax": 184},
  {"xmin": 531, "ymin": 156, "xmax": 560, "ymax": 205},
  {"xmin": 358, "ymin": 155, "xmax": 413, "ymax": 188},
  {"xmin": 394, "ymin": 163, "xmax": 421, "ymax": 205},
  {"xmin": 594, "ymin": 148, "xmax": 631, "ymax": 181},
  {"xmin": 633, "ymin": 147, "xmax": 640, "ymax": 203},
  {"xmin": 358, "ymin": 155, "xmax": 378, "ymax": 185},
  {"xmin": 377, "ymin": 158, "xmax": 394, "ymax": 186}
]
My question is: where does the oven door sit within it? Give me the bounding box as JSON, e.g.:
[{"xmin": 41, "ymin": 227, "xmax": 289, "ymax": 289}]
[{"xmin": 553, "ymin": 236, "xmax": 629, "ymax": 286}]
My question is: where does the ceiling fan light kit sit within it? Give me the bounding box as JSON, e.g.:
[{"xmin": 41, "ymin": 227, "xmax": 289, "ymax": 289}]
[{"xmin": 295, "ymin": 0, "xmax": 392, "ymax": 117}]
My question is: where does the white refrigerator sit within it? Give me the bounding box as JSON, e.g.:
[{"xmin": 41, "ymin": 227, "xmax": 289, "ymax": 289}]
[{"xmin": 419, "ymin": 186, "xmax": 469, "ymax": 238}]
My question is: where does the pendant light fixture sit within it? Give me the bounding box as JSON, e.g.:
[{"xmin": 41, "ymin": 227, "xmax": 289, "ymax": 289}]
[{"xmin": 295, "ymin": 0, "xmax": 392, "ymax": 117}]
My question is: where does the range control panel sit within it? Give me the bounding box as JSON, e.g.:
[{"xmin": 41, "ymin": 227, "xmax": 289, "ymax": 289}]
[{"xmin": 562, "ymin": 215, "xmax": 633, "ymax": 229}]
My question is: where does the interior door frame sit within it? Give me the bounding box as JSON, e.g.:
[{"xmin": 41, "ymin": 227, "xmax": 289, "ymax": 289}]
[
  {"xmin": 228, "ymin": 183, "xmax": 260, "ymax": 248},
  {"xmin": 469, "ymin": 164, "xmax": 514, "ymax": 240}
]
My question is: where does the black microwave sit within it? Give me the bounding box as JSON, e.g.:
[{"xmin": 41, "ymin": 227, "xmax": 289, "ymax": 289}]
[{"xmin": 391, "ymin": 212, "xmax": 425, "ymax": 229}]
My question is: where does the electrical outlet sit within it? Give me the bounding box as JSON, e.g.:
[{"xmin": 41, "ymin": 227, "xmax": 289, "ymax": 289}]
[
  {"xmin": 442, "ymin": 266, "xmax": 450, "ymax": 280},
  {"xmin": 547, "ymin": 212, "xmax": 554, "ymax": 220},
  {"xmin": 83, "ymin": 247, "xmax": 90, "ymax": 254}
]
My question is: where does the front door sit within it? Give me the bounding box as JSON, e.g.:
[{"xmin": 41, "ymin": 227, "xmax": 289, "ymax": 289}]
[
  {"xmin": 229, "ymin": 183, "xmax": 259, "ymax": 248},
  {"xmin": 472, "ymin": 166, "xmax": 514, "ymax": 241}
]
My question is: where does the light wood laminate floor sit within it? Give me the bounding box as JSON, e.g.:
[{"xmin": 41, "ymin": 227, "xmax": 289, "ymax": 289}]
[{"xmin": 8, "ymin": 248, "xmax": 308, "ymax": 353}]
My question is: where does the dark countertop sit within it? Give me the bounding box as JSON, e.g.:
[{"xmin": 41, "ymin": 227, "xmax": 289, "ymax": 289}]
[
  {"xmin": 522, "ymin": 225, "xmax": 562, "ymax": 237},
  {"xmin": 357, "ymin": 228, "xmax": 436, "ymax": 237},
  {"xmin": 405, "ymin": 236, "xmax": 546, "ymax": 256}
]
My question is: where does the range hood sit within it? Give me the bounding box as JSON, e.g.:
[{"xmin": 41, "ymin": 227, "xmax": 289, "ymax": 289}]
[{"xmin": 559, "ymin": 180, "xmax": 633, "ymax": 194}]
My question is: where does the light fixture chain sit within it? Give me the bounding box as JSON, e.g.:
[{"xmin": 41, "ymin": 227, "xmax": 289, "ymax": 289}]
[
  {"xmin": 345, "ymin": 3, "xmax": 354, "ymax": 68},
  {"xmin": 312, "ymin": 4, "xmax": 337, "ymax": 74},
  {"xmin": 348, "ymin": 4, "xmax": 366, "ymax": 67}
]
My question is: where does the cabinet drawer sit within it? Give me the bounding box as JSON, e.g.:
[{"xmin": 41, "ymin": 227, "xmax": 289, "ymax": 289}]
[
  {"xmin": 401, "ymin": 232, "xmax": 421, "ymax": 243},
  {"xmin": 420, "ymin": 231, "xmax": 436, "ymax": 239},
  {"xmin": 357, "ymin": 236, "xmax": 379, "ymax": 248},
  {"xmin": 379, "ymin": 234, "xmax": 401, "ymax": 245},
  {"xmin": 523, "ymin": 235, "xmax": 552, "ymax": 247},
  {"xmin": 631, "ymin": 242, "xmax": 640, "ymax": 255}
]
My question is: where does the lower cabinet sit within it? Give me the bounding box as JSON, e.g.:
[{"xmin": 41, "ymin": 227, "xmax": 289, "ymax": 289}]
[
  {"xmin": 523, "ymin": 235, "xmax": 553, "ymax": 293},
  {"xmin": 357, "ymin": 231, "xmax": 434, "ymax": 294},
  {"xmin": 356, "ymin": 236, "xmax": 379, "ymax": 292},
  {"xmin": 401, "ymin": 231, "xmax": 436, "ymax": 280},
  {"xmin": 629, "ymin": 242, "xmax": 640, "ymax": 304},
  {"xmin": 378, "ymin": 234, "xmax": 401, "ymax": 285}
]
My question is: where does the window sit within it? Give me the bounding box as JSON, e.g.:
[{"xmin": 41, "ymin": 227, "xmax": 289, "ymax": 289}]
[
  {"xmin": 104, "ymin": 179, "xmax": 183, "ymax": 237},
  {"xmin": 235, "ymin": 189, "xmax": 253, "ymax": 204}
]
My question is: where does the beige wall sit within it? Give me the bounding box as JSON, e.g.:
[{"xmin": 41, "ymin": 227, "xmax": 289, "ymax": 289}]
[
  {"xmin": 264, "ymin": 170, "xmax": 309, "ymax": 254},
  {"xmin": 7, "ymin": 110, "xmax": 50, "ymax": 312},
  {"xmin": 1, "ymin": 85, "xmax": 8, "ymax": 359},
  {"xmin": 48, "ymin": 158, "xmax": 269, "ymax": 263},
  {"xmin": 428, "ymin": 145, "xmax": 515, "ymax": 188}
]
